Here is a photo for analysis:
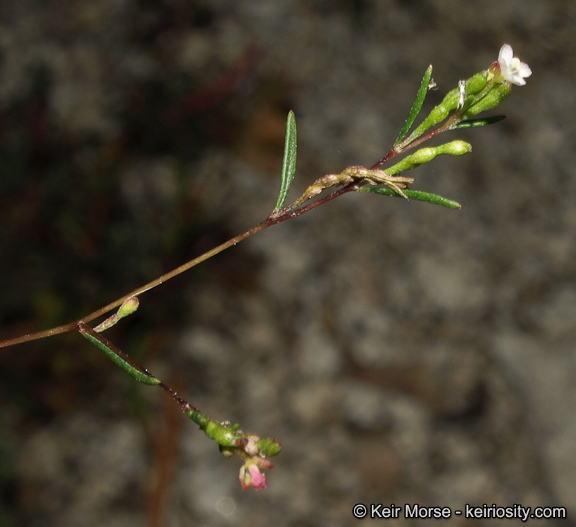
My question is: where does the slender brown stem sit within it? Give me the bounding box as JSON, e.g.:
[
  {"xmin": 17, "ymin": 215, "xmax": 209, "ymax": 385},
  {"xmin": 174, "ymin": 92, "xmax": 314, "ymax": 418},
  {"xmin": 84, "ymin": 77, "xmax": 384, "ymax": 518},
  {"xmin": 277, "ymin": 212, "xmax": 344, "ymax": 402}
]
[
  {"xmin": 79, "ymin": 219, "xmax": 272, "ymax": 324},
  {"xmin": 371, "ymin": 113, "xmax": 460, "ymax": 171},
  {"xmin": 397, "ymin": 118, "xmax": 455, "ymax": 152},
  {"xmin": 0, "ymin": 184, "xmax": 358, "ymax": 350},
  {"xmin": 370, "ymin": 149, "xmax": 397, "ymax": 170},
  {"xmin": 157, "ymin": 381, "xmax": 197, "ymax": 413},
  {"xmin": 0, "ymin": 220, "xmax": 268, "ymax": 348},
  {"xmin": 1, "ymin": 109, "xmax": 460, "ymax": 352}
]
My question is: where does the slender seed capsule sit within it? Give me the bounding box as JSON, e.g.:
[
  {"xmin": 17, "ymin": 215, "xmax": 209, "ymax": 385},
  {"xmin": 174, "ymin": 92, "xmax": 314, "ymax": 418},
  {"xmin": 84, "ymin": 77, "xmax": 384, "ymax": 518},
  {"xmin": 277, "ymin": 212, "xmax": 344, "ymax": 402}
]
[
  {"xmin": 386, "ymin": 141, "xmax": 471, "ymax": 175},
  {"xmin": 463, "ymin": 82, "xmax": 512, "ymax": 117}
]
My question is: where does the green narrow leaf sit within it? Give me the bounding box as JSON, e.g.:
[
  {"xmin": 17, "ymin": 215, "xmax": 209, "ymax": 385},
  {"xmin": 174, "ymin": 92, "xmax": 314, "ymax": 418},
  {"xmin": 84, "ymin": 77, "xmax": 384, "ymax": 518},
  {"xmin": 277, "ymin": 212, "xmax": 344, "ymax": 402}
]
[
  {"xmin": 455, "ymin": 115, "xmax": 506, "ymax": 129},
  {"xmin": 358, "ymin": 187, "xmax": 461, "ymax": 209},
  {"xmin": 396, "ymin": 65, "xmax": 433, "ymax": 143},
  {"xmin": 274, "ymin": 110, "xmax": 297, "ymax": 212},
  {"xmin": 78, "ymin": 322, "xmax": 161, "ymax": 385}
]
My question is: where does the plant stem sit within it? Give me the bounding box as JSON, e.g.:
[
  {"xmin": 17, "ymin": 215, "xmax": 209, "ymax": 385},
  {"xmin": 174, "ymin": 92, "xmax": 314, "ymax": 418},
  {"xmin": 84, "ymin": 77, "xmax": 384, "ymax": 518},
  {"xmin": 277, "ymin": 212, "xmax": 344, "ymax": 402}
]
[
  {"xmin": 0, "ymin": 183, "xmax": 357, "ymax": 349},
  {"xmin": 371, "ymin": 114, "xmax": 459, "ymax": 170},
  {"xmin": 0, "ymin": 107, "xmax": 464, "ymax": 351}
]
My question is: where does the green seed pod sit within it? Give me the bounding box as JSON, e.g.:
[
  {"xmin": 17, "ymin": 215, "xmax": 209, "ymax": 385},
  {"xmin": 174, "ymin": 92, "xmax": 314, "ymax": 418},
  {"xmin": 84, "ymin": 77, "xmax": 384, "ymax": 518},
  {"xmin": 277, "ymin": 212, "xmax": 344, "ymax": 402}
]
[
  {"xmin": 258, "ymin": 437, "xmax": 283, "ymax": 457},
  {"xmin": 184, "ymin": 408, "xmax": 236, "ymax": 446},
  {"xmin": 403, "ymin": 70, "xmax": 492, "ymax": 144},
  {"xmin": 387, "ymin": 141, "xmax": 471, "ymax": 176},
  {"xmin": 386, "ymin": 148, "xmax": 434, "ymax": 175},
  {"xmin": 466, "ymin": 71, "xmax": 489, "ymax": 94},
  {"xmin": 463, "ymin": 82, "xmax": 512, "ymax": 118},
  {"xmin": 202, "ymin": 420, "xmax": 238, "ymax": 446},
  {"xmin": 435, "ymin": 140, "xmax": 472, "ymax": 156},
  {"xmin": 408, "ymin": 95, "xmax": 455, "ymax": 140}
]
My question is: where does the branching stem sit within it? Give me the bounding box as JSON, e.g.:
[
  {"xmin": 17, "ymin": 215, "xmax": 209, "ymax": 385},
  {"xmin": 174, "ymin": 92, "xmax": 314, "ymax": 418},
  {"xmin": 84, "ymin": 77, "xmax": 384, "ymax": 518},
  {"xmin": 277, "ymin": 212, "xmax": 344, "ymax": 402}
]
[{"xmin": 0, "ymin": 183, "xmax": 356, "ymax": 349}]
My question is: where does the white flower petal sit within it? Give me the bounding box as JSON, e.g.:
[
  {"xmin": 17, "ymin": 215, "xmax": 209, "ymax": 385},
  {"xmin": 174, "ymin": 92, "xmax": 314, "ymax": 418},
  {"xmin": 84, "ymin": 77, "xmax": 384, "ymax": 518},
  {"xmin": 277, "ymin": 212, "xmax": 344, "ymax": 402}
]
[
  {"xmin": 497, "ymin": 44, "xmax": 531, "ymax": 86},
  {"xmin": 499, "ymin": 44, "xmax": 513, "ymax": 66},
  {"xmin": 520, "ymin": 63, "xmax": 532, "ymax": 78}
]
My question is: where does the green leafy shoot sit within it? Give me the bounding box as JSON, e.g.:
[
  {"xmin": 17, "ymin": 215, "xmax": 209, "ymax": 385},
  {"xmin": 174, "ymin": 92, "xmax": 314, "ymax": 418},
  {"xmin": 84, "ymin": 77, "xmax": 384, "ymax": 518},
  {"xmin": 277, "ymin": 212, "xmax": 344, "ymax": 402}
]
[
  {"xmin": 454, "ymin": 115, "xmax": 506, "ymax": 129},
  {"xmin": 358, "ymin": 186, "xmax": 461, "ymax": 209},
  {"xmin": 274, "ymin": 110, "xmax": 298, "ymax": 212},
  {"xmin": 396, "ymin": 65, "xmax": 434, "ymax": 143}
]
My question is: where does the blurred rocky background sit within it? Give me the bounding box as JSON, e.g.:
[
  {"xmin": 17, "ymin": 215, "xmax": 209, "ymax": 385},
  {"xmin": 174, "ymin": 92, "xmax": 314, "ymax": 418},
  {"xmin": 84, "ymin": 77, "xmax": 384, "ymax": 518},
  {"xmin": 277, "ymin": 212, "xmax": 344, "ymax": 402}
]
[{"xmin": 0, "ymin": 1, "xmax": 575, "ymax": 526}]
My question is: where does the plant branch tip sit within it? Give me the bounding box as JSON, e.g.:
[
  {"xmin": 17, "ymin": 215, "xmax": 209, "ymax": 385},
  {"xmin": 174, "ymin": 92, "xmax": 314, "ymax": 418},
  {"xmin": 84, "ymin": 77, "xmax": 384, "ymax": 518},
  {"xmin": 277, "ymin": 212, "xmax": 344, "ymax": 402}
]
[
  {"xmin": 0, "ymin": 42, "xmax": 532, "ymax": 493},
  {"xmin": 94, "ymin": 296, "xmax": 140, "ymax": 332}
]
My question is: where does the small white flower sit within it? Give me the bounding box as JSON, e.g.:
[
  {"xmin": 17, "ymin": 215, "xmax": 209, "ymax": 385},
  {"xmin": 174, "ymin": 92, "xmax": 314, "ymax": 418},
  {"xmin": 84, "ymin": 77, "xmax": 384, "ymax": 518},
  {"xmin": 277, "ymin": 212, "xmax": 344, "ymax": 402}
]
[{"xmin": 498, "ymin": 44, "xmax": 532, "ymax": 86}]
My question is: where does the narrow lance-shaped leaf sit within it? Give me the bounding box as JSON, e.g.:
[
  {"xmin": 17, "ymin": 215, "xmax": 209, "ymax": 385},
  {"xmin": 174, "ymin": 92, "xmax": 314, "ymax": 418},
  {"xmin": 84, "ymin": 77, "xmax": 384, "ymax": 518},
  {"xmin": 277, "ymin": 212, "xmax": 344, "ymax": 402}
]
[
  {"xmin": 396, "ymin": 65, "xmax": 433, "ymax": 143},
  {"xmin": 77, "ymin": 322, "xmax": 161, "ymax": 385},
  {"xmin": 454, "ymin": 115, "xmax": 506, "ymax": 129},
  {"xmin": 358, "ymin": 187, "xmax": 461, "ymax": 209},
  {"xmin": 274, "ymin": 110, "xmax": 297, "ymax": 212}
]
